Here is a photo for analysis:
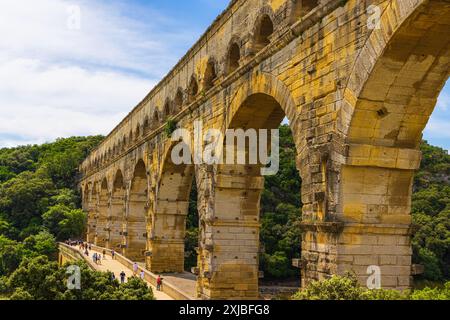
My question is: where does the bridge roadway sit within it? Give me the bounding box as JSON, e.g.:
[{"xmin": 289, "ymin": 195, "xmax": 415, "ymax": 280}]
[{"xmin": 70, "ymin": 244, "xmax": 197, "ymax": 300}]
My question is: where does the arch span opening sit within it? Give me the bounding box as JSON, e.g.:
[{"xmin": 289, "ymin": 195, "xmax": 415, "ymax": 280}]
[
  {"xmin": 197, "ymin": 93, "xmax": 302, "ymax": 299},
  {"xmin": 109, "ymin": 170, "xmax": 125, "ymax": 250},
  {"xmin": 227, "ymin": 43, "xmax": 241, "ymax": 74},
  {"xmin": 126, "ymin": 160, "xmax": 148, "ymax": 262},
  {"xmin": 96, "ymin": 179, "xmax": 109, "ymax": 247},
  {"xmin": 148, "ymin": 149, "xmax": 196, "ymax": 274},
  {"xmin": 254, "ymin": 15, "xmax": 274, "ymax": 52}
]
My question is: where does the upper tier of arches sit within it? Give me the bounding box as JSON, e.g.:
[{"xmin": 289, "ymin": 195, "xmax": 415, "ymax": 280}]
[{"xmin": 81, "ymin": 0, "xmax": 322, "ymax": 174}]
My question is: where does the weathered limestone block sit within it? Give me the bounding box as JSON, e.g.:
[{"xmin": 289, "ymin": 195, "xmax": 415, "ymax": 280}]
[{"xmin": 79, "ymin": 0, "xmax": 449, "ymax": 298}]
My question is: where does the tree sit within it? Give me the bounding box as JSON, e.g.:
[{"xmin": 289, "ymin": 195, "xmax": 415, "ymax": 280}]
[
  {"xmin": 43, "ymin": 205, "xmax": 86, "ymax": 240},
  {"xmin": 292, "ymin": 275, "xmax": 366, "ymax": 300},
  {"xmin": 0, "ymin": 236, "xmax": 25, "ymax": 277},
  {"xmin": 23, "ymin": 231, "xmax": 58, "ymax": 260},
  {"xmin": 6, "ymin": 256, "xmax": 154, "ymax": 300},
  {"xmin": 292, "ymin": 274, "xmax": 450, "ymax": 300},
  {"xmin": 0, "ymin": 171, "xmax": 54, "ymax": 230}
]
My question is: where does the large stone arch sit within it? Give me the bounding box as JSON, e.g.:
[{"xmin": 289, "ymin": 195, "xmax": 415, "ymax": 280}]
[
  {"xmin": 147, "ymin": 141, "xmax": 196, "ymax": 272},
  {"xmin": 125, "ymin": 159, "xmax": 149, "ymax": 261},
  {"xmin": 196, "ymin": 72, "xmax": 303, "ymax": 299},
  {"xmin": 109, "ymin": 169, "xmax": 125, "ymax": 250},
  {"xmin": 96, "ymin": 178, "xmax": 109, "ymax": 247},
  {"xmin": 86, "ymin": 182, "xmax": 97, "ymax": 243},
  {"xmin": 335, "ymin": 0, "xmax": 450, "ymax": 289},
  {"xmin": 226, "ymin": 72, "xmax": 299, "ymax": 134}
]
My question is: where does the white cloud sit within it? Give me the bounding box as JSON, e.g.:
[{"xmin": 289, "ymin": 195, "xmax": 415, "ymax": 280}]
[
  {"xmin": 425, "ymin": 117, "xmax": 450, "ymax": 139},
  {"xmin": 0, "ymin": 0, "xmax": 198, "ymax": 147},
  {"xmin": 437, "ymin": 88, "xmax": 450, "ymax": 112}
]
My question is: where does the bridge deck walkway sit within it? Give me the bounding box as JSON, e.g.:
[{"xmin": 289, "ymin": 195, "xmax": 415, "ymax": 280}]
[{"xmin": 72, "ymin": 246, "xmax": 173, "ymax": 300}]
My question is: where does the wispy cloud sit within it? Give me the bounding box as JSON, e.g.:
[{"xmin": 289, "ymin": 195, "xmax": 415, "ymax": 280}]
[
  {"xmin": 0, "ymin": 0, "xmax": 200, "ymax": 147},
  {"xmin": 424, "ymin": 83, "xmax": 450, "ymax": 152},
  {"xmin": 0, "ymin": 0, "xmax": 448, "ymax": 152}
]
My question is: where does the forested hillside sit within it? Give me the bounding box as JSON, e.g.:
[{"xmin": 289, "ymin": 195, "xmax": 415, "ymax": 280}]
[
  {"xmin": 185, "ymin": 125, "xmax": 450, "ymax": 283},
  {"xmin": 0, "ymin": 136, "xmax": 103, "ymax": 241},
  {"xmin": 0, "ymin": 128, "xmax": 448, "ymax": 299}
]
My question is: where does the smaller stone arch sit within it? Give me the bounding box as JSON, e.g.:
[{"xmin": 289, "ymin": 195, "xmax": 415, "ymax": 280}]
[
  {"xmin": 252, "ymin": 8, "xmax": 275, "ymax": 52},
  {"xmin": 143, "ymin": 116, "xmax": 150, "ymax": 134},
  {"xmin": 163, "ymin": 99, "xmax": 172, "ymax": 119},
  {"xmin": 128, "ymin": 130, "xmax": 133, "ymax": 145},
  {"xmin": 173, "ymin": 88, "xmax": 184, "ymax": 112},
  {"xmin": 82, "ymin": 183, "xmax": 91, "ymax": 210},
  {"xmin": 135, "ymin": 123, "xmax": 141, "ymax": 141},
  {"xmin": 225, "ymin": 38, "xmax": 242, "ymax": 75},
  {"xmin": 203, "ymin": 57, "xmax": 218, "ymax": 91},
  {"xmin": 152, "ymin": 109, "xmax": 160, "ymax": 128},
  {"xmin": 188, "ymin": 75, "xmax": 199, "ymax": 103}
]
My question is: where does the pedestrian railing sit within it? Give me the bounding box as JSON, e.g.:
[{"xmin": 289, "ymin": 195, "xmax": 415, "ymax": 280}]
[{"xmin": 59, "ymin": 242, "xmax": 195, "ymax": 300}]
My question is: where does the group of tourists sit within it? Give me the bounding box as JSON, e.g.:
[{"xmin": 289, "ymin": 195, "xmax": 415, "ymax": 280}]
[
  {"xmin": 92, "ymin": 252, "xmax": 103, "ymax": 265},
  {"xmin": 113, "ymin": 268, "xmax": 163, "ymax": 290},
  {"xmin": 66, "ymin": 240, "xmax": 164, "ymax": 291},
  {"xmin": 66, "ymin": 239, "xmax": 92, "ymax": 257}
]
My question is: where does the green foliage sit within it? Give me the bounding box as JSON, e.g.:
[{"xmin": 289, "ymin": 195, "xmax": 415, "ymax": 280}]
[
  {"xmin": 43, "ymin": 204, "xmax": 87, "ymax": 240},
  {"xmin": 0, "ymin": 171, "xmax": 54, "ymax": 229},
  {"xmin": 410, "ymin": 282, "xmax": 450, "ymax": 300},
  {"xmin": 5, "ymin": 256, "xmax": 154, "ymax": 300},
  {"xmin": 0, "ymin": 236, "xmax": 26, "ymax": 277},
  {"xmin": 9, "ymin": 288, "xmax": 33, "ymax": 300},
  {"xmin": 411, "ymin": 141, "xmax": 450, "ymax": 281},
  {"xmin": 0, "ymin": 231, "xmax": 57, "ymax": 277},
  {"xmin": 292, "ymin": 275, "xmax": 366, "ymax": 300},
  {"xmin": 165, "ymin": 119, "xmax": 178, "ymax": 136},
  {"xmin": 260, "ymin": 125, "xmax": 302, "ymax": 279},
  {"xmin": 0, "ymin": 136, "xmax": 102, "ymax": 298},
  {"xmin": 23, "ymin": 231, "xmax": 58, "ymax": 259},
  {"xmin": 0, "ymin": 136, "xmax": 102, "ymax": 241},
  {"xmin": 292, "ymin": 274, "xmax": 450, "ymax": 300},
  {"xmin": 184, "ymin": 180, "xmax": 199, "ymax": 271},
  {"xmin": 262, "ymin": 252, "xmax": 291, "ymax": 279},
  {"xmin": 184, "ymin": 228, "xmax": 199, "ymax": 271}
]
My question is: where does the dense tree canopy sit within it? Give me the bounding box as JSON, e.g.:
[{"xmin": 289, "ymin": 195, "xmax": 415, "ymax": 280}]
[
  {"xmin": 4, "ymin": 256, "xmax": 153, "ymax": 300},
  {"xmin": 411, "ymin": 141, "xmax": 450, "ymax": 282},
  {"xmin": 0, "ymin": 136, "xmax": 103, "ymax": 240},
  {"xmin": 0, "ymin": 131, "xmax": 448, "ymax": 299},
  {"xmin": 292, "ymin": 274, "xmax": 450, "ymax": 300},
  {"xmin": 183, "ymin": 127, "xmax": 449, "ymax": 282}
]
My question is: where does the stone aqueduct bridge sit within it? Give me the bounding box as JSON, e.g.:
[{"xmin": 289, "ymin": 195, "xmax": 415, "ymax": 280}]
[{"xmin": 79, "ymin": 0, "xmax": 450, "ymax": 299}]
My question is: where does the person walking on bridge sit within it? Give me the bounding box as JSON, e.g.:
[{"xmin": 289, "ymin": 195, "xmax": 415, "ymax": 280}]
[
  {"xmin": 156, "ymin": 275, "xmax": 163, "ymax": 291},
  {"xmin": 133, "ymin": 262, "xmax": 138, "ymax": 276},
  {"xmin": 120, "ymin": 271, "xmax": 126, "ymax": 284},
  {"xmin": 111, "ymin": 249, "xmax": 115, "ymax": 260}
]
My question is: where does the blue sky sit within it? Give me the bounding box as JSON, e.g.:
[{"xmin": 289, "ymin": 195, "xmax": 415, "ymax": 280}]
[{"xmin": 0, "ymin": 0, "xmax": 448, "ymax": 152}]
